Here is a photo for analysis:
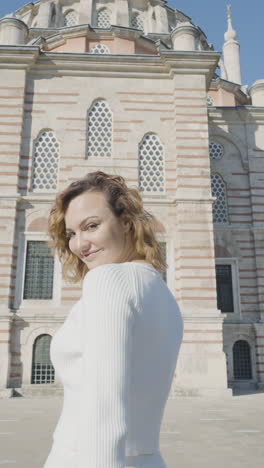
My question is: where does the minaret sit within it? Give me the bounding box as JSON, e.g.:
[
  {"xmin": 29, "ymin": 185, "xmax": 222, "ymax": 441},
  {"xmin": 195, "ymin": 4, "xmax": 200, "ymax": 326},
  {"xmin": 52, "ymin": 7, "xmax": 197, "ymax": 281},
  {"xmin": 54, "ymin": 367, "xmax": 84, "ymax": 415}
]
[{"xmin": 222, "ymin": 4, "xmax": 242, "ymax": 84}]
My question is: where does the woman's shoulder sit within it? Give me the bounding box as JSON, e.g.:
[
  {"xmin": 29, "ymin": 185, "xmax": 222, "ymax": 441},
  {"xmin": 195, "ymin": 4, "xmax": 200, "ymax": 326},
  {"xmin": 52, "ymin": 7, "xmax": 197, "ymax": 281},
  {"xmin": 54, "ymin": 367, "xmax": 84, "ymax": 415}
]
[
  {"xmin": 82, "ymin": 262, "xmax": 132, "ymax": 291},
  {"xmin": 84, "ymin": 261, "xmax": 129, "ymax": 278},
  {"xmin": 81, "ymin": 263, "xmax": 137, "ymax": 310}
]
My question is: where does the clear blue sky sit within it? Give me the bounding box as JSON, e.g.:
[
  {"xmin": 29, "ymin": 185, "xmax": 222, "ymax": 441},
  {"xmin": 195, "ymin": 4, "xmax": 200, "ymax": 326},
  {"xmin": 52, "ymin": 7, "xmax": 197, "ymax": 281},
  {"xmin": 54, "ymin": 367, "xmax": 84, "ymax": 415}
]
[{"xmin": 0, "ymin": 0, "xmax": 263, "ymax": 86}]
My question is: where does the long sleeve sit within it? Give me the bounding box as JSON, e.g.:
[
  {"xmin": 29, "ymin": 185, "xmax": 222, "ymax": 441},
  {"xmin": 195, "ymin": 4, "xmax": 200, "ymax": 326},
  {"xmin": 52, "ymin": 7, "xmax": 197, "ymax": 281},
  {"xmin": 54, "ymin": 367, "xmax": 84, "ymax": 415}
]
[{"xmin": 76, "ymin": 265, "xmax": 136, "ymax": 468}]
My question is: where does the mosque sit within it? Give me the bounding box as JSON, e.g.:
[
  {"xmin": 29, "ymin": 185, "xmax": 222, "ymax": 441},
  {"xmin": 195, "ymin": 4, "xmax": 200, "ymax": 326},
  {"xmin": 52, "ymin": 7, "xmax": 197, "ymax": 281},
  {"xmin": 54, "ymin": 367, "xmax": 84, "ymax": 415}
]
[{"xmin": 0, "ymin": 0, "xmax": 263, "ymax": 397}]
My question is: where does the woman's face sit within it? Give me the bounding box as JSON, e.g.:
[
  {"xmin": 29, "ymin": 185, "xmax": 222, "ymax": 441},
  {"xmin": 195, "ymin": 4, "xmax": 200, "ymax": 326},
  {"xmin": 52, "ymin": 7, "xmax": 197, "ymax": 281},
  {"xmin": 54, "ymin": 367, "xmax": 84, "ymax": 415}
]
[{"xmin": 64, "ymin": 190, "xmax": 133, "ymax": 270}]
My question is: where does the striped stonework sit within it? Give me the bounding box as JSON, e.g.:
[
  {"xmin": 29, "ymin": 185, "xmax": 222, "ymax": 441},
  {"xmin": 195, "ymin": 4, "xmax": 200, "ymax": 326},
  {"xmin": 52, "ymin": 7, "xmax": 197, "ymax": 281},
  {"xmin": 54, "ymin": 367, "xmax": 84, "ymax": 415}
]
[{"xmin": 0, "ymin": 21, "xmax": 263, "ymax": 396}]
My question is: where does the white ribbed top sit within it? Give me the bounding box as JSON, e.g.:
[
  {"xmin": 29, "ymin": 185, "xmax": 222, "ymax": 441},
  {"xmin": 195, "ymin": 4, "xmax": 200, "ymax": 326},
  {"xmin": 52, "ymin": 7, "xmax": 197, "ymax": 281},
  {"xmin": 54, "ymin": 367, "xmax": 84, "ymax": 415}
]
[{"xmin": 43, "ymin": 262, "xmax": 183, "ymax": 468}]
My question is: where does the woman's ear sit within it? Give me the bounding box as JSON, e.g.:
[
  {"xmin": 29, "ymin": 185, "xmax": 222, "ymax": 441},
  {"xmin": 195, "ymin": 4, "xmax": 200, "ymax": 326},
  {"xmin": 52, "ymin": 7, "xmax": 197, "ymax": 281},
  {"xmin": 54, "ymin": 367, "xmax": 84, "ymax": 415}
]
[{"xmin": 121, "ymin": 218, "xmax": 131, "ymax": 234}]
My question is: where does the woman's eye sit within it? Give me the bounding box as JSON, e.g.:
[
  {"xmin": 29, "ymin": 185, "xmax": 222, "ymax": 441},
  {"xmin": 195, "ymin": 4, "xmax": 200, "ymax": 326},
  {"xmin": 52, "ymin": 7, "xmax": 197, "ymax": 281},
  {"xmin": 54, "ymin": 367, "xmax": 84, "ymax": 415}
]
[
  {"xmin": 66, "ymin": 224, "xmax": 98, "ymax": 241},
  {"xmin": 86, "ymin": 223, "xmax": 98, "ymax": 230}
]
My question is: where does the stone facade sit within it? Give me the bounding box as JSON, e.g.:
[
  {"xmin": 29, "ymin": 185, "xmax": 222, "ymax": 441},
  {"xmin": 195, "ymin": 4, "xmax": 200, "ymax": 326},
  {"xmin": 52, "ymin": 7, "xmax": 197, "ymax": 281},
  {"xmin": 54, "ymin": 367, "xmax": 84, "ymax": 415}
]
[{"xmin": 0, "ymin": 0, "xmax": 263, "ymax": 397}]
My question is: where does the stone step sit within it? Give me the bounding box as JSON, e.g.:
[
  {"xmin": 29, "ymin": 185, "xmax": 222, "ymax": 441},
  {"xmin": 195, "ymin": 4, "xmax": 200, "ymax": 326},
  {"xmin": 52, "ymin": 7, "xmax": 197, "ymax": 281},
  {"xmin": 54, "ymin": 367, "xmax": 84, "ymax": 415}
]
[
  {"xmin": 12, "ymin": 384, "xmax": 63, "ymax": 398},
  {"xmin": 0, "ymin": 388, "xmax": 13, "ymax": 399}
]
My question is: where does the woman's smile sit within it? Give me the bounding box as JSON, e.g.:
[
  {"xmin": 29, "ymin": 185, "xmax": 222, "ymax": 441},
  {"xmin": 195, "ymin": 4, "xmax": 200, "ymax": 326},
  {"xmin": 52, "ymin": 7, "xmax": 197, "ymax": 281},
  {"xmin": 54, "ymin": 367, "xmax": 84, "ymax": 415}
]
[{"xmin": 82, "ymin": 249, "xmax": 101, "ymax": 259}]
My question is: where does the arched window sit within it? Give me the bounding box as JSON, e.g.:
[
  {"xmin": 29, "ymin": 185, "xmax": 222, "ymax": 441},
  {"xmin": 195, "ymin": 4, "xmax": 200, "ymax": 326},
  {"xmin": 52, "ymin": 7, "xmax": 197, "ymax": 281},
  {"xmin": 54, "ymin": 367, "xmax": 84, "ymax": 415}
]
[
  {"xmin": 31, "ymin": 130, "xmax": 60, "ymax": 191},
  {"xmin": 233, "ymin": 340, "xmax": 252, "ymax": 380},
  {"xmin": 131, "ymin": 12, "xmax": 144, "ymax": 32},
  {"xmin": 87, "ymin": 100, "xmax": 112, "ymax": 158},
  {"xmin": 64, "ymin": 10, "xmax": 78, "ymax": 27},
  {"xmin": 90, "ymin": 43, "xmax": 110, "ymax": 54},
  {"xmin": 139, "ymin": 134, "xmax": 165, "ymax": 193},
  {"xmin": 209, "ymin": 141, "xmax": 224, "ymax": 160},
  {"xmin": 96, "ymin": 8, "xmax": 111, "ymax": 28},
  {"xmin": 211, "ymin": 174, "xmax": 228, "ymax": 223},
  {"xmin": 31, "ymin": 335, "xmax": 55, "ymax": 384}
]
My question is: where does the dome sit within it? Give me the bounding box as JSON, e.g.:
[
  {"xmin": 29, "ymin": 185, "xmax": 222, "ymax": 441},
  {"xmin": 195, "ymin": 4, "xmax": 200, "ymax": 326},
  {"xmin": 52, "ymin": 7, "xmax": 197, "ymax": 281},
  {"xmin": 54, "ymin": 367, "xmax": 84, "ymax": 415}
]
[{"xmin": 1, "ymin": 0, "xmax": 210, "ymax": 52}]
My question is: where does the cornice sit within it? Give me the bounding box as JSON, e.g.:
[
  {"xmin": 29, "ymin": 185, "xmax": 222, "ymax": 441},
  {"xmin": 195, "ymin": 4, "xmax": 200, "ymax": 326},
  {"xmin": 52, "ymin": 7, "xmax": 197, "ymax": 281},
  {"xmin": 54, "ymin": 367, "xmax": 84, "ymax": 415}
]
[
  {"xmin": 23, "ymin": 49, "xmax": 219, "ymax": 82},
  {"xmin": 19, "ymin": 193, "xmax": 56, "ymax": 204},
  {"xmin": 208, "ymin": 106, "xmax": 264, "ymax": 124},
  {"xmin": 28, "ymin": 24, "xmax": 148, "ymax": 44},
  {"xmin": 0, "ymin": 42, "xmax": 219, "ymax": 83},
  {"xmin": 209, "ymin": 77, "xmax": 249, "ymax": 105},
  {"xmin": 0, "ymin": 45, "xmax": 39, "ymax": 69},
  {"xmin": 0, "ymin": 193, "xmax": 21, "ymax": 201},
  {"xmin": 142, "ymin": 196, "xmax": 176, "ymax": 206},
  {"xmin": 160, "ymin": 50, "xmax": 220, "ymax": 87},
  {"xmin": 33, "ymin": 24, "xmax": 158, "ymax": 53},
  {"xmin": 3, "ymin": 193, "xmax": 216, "ymax": 207}
]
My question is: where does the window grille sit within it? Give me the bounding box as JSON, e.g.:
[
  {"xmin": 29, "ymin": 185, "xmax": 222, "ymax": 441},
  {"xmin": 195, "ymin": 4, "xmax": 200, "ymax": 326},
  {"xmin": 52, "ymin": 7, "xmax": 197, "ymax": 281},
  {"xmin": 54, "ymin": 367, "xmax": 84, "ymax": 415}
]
[
  {"xmin": 87, "ymin": 100, "xmax": 112, "ymax": 158},
  {"xmin": 23, "ymin": 241, "xmax": 54, "ymax": 300},
  {"xmin": 32, "ymin": 130, "xmax": 60, "ymax": 191},
  {"xmin": 209, "ymin": 141, "xmax": 224, "ymax": 160},
  {"xmin": 216, "ymin": 265, "xmax": 234, "ymax": 312},
  {"xmin": 64, "ymin": 10, "xmax": 78, "ymax": 27},
  {"xmin": 139, "ymin": 134, "xmax": 165, "ymax": 193},
  {"xmin": 159, "ymin": 241, "xmax": 167, "ymax": 283},
  {"xmin": 97, "ymin": 8, "xmax": 111, "ymax": 28},
  {"xmin": 233, "ymin": 340, "xmax": 252, "ymax": 380},
  {"xmin": 90, "ymin": 43, "xmax": 110, "ymax": 54},
  {"xmin": 211, "ymin": 174, "xmax": 228, "ymax": 223},
  {"xmin": 31, "ymin": 335, "xmax": 55, "ymax": 384},
  {"xmin": 206, "ymin": 94, "xmax": 214, "ymax": 107},
  {"xmin": 131, "ymin": 12, "xmax": 144, "ymax": 31}
]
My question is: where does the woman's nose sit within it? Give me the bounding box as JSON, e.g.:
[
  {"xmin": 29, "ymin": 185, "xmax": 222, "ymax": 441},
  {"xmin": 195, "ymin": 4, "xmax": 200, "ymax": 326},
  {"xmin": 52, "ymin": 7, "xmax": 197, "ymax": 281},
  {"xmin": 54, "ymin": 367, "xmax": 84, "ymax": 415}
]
[{"xmin": 75, "ymin": 231, "xmax": 91, "ymax": 251}]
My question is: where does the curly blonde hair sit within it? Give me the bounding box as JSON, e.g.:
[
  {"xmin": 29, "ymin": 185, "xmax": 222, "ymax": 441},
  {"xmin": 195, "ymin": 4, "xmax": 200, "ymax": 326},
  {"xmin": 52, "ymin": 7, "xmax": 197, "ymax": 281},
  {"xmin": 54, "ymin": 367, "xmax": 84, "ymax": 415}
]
[{"xmin": 48, "ymin": 171, "xmax": 167, "ymax": 282}]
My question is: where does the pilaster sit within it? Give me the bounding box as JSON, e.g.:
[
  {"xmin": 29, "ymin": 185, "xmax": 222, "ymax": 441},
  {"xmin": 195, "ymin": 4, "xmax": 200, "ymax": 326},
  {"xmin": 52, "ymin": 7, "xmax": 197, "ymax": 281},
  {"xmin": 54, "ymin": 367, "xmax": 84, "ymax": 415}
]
[
  {"xmin": 171, "ymin": 72, "xmax": 230, "ymax": 395},
  {"xmin": 0, "ymin": 47, "xmax": 38, "ymax": 391},
  {"xmin": 154, "ymin": 3, "xmax": 169, "ymax": 34},
  {"xmin": 254, "ymin": 323, "xmax": 264, "ymax": 388},
  {"xmin": 115, "ymin": 0, "xmax": 129, "ymax": 27},
  {"xmin": 0, "ymin": 311, "xmax": 13, "ymax": 390},
  {"xmin": 79, "ymin": 0, "xmax": 93, "ymax": 25},
  {"xmin": 37, "ymin": 0, "xmax": 53, "ymax": 28}
]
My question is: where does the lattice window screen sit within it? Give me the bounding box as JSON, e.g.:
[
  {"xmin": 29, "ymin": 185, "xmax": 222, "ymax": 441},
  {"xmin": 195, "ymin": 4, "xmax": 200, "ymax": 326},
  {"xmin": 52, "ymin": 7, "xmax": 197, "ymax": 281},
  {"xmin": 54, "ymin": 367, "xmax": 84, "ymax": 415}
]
[
  {"xmin": 233, "ymin": 340, "xmax": 252, "ymax": 380},
  {"xmin": 23, "ymin": 241, "xmax": 54, "ymax": 300},
  {"xmin": 90, "ymin": 43, "xmax": 110, "ymax": 54},
  {"xmin": 64, "ymin": 10, "xmax": 78, "ymax": 27},
  {"xmin": 139, "ymin": 134, "xmax": 165, "ymax": 193},
  {"xmin": 131, "ymin": 12, "xmax": 144, "ymax": 31},
  {"xmin": 209, "ymin": 141, "xmax": 224, "ymax": 160},
  {"xmin": 31, "ymin": 335, "xmax": 55, "ymax": 384},
  {"xmin": 97, "ymin": 8, "xmax": 111, "ymax": 28},
  {"xmin": 87, "ymin": 100, "xmax": 112, "ymax": 158},
  {"xmin": 32, "ymin": 130, "xmax": 60, "ymax": 191},
  {"xmin": 211, "ymin": 174, "xmax": 228, "ymax": 223}
]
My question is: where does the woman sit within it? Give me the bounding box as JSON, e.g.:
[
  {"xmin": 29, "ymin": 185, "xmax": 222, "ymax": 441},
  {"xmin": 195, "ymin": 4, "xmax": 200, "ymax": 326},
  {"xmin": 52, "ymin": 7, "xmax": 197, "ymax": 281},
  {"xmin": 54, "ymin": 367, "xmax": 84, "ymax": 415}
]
[{"xmin": 44, "ymin": 171, "xmax": 183, "ymax": 468}]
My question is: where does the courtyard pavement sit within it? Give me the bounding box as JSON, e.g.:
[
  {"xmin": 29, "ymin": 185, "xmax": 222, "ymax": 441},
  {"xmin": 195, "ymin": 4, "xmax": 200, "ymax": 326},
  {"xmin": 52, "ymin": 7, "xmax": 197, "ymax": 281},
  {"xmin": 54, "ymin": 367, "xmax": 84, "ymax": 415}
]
[{"xmin": 0, "ymin": 391, "xmax": 263, "ymax": 467}]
